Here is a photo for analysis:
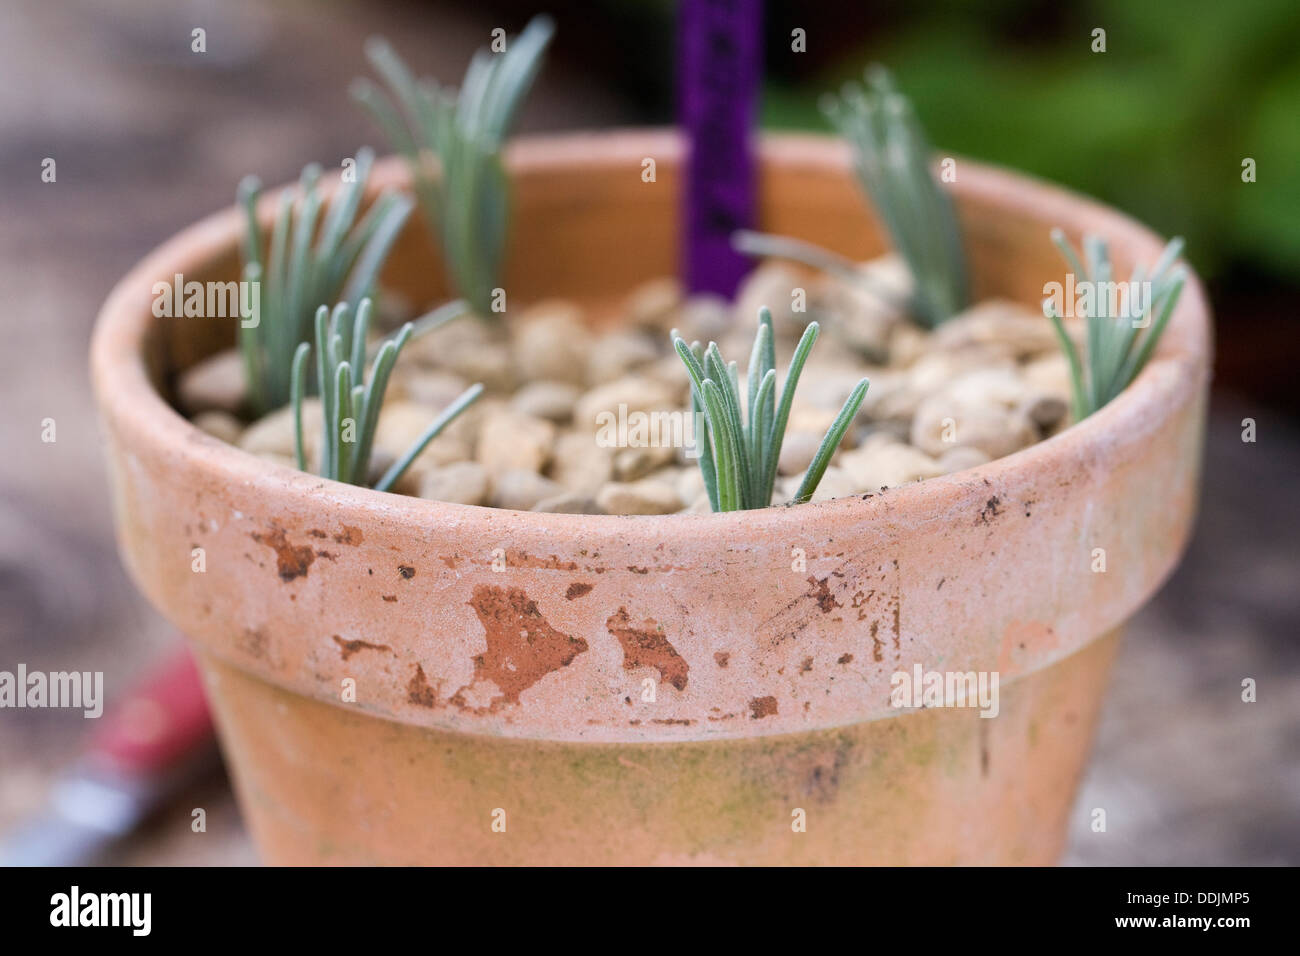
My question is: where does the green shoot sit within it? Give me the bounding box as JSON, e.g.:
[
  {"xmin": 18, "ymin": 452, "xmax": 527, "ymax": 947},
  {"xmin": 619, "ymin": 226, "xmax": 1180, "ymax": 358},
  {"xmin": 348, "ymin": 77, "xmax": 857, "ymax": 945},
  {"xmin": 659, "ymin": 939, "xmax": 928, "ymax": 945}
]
[
  {"xmin": 734, "ymin": 66, "xmax": 968, "ymax": 328},
  {"xmin": 352, "ymin": 15, "xmax": 555, "ymax": 317},
  {"xmin": 239, "ymin": 149, "xmax": 414, "ymax": 415},
  {"xmin": 673, "ymin": 307, "xmax": 869, "ymax": 511},
  {"xmin": 291, "ymin": 298, "xmax": 483, "ymax": 491},
  {"xmin": 1044, "ymin": 229, "xmax": 1187, "ymax": 420}
]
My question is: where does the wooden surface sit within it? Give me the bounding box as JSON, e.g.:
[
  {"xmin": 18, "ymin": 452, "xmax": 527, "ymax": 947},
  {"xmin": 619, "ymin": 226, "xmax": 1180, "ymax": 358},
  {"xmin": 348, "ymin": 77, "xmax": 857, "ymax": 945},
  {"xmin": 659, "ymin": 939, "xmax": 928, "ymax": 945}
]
[{"xmin": 1, "ymin": 0, "xmax": 1295, "ymax": 866}]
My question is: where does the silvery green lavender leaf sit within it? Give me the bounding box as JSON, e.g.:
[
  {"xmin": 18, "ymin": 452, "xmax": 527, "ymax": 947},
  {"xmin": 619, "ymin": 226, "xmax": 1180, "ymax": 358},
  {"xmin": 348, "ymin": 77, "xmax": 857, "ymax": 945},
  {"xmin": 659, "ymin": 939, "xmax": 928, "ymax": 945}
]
[
  {"xmin": 673, "ymin": 307, "xmax": 869, "ymax": 512},
  {"xmin": 733, "ymin": 66, "xmax": 969, "ymax": 329},
  {"xmin": 238, "ymin": 149, "xmax": 414, "ymax": 415},
  {"xmin": 1043, "ymin": 229, "xmax": 1187, "ymax": 420},
  {"xmin": 353, "ymin": 15, "xmax": 554, "ymax": 318},
  {"xmin": 291, "ymin": 297, "xmax": 482, "ymax": 490}
]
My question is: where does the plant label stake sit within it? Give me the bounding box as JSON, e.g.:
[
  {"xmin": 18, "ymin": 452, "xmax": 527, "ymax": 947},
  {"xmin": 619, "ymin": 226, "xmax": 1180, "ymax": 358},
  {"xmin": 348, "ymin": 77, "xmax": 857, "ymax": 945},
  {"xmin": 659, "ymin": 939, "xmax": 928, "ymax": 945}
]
[{"xmin": 679, "ymin": 0, "xmax": 762, "ymax": 299}]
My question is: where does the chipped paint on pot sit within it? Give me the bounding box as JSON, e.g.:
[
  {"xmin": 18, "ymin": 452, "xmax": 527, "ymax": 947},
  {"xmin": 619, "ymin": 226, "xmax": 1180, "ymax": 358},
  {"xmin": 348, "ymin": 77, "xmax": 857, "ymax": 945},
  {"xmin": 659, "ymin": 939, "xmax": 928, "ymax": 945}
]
[{"xmin": 91, "ymin": 132, "xmax": 1211, "ymax": 864}]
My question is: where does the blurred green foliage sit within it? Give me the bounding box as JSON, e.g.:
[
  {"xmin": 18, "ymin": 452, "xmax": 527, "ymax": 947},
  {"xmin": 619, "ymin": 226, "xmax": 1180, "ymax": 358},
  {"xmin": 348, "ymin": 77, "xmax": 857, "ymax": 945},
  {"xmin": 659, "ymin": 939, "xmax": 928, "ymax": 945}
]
[{"xmin": 760, "ymin": 0, "xmax": 1300, "ymax": 282}]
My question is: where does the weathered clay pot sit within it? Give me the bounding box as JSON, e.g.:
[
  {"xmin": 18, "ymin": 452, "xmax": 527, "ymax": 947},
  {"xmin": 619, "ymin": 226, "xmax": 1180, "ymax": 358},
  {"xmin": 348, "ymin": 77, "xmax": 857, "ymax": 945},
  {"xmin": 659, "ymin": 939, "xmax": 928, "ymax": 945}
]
[{"xmin": 91, "ymin": 132, "xmax": 1210, "ymax": 865}]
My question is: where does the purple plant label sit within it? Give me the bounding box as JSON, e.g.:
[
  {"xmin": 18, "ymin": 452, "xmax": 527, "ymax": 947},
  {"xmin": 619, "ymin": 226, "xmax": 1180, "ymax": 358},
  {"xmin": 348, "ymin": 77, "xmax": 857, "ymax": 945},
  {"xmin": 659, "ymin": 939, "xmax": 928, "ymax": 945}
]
[{"xmin": 679, "ymin": 0, "xmax": 762, "ymax": 299}]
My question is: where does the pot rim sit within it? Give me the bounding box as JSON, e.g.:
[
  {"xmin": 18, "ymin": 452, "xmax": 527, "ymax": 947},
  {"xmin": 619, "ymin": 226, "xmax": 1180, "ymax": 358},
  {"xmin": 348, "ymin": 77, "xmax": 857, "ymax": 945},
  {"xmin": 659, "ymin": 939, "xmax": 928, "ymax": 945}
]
[{"xmin": 91, "ymin": 128, "xmax": 1211, "ymax": 538}]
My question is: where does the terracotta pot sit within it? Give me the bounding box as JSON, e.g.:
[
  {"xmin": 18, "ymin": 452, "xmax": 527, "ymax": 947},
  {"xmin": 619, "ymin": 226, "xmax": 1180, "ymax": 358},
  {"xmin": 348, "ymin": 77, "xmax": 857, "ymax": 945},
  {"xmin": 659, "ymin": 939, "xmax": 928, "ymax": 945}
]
[{"xmin": 91, "ymin": 131, "xmax": 1211, "ymax": 865}]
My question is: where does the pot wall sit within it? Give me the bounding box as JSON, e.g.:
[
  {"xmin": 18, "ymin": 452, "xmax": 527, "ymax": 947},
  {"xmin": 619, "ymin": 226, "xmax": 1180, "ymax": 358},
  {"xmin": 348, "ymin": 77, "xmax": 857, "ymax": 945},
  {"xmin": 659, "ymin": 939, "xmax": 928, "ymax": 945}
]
[
  {"xmin": 92, "ymin": 132, "xmax": 1211, "ymax": 864},
  {"xmin": 198, "ymin": 631, "xmax": 1119, "ymax": 865}
]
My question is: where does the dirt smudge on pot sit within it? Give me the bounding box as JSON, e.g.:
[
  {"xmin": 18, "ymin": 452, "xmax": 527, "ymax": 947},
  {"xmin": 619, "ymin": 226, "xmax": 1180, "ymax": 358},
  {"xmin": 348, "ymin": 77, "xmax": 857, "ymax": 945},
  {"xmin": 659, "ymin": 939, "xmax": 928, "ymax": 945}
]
[
  {"xmin": 504, "ymin": 549, "xmax": 579, "ymax": 571},
  {"xmin": 806, "ymin": 575, "xmax": 841, "ymax": 613},
  {"xmin": 333, "ymin": 525, "xmax": 364, "ymax": 546},
  {"xmin": 714, "ymin": 651, "xmax": 730, "ymax": 667},
  {"xmin": 761, "ymin": 573, "xmax": 848, "ymax": 651},
  {"xmin": 750, "ymin": 695, "xmax": 779, "ymax": 719},
  {"xmin": 800, "ymin": 737, "xmax": 853, "ymax": 804},
  {"xmin": 977, "ymin": 495, "xmax": 1003, "ymax": 525},
  {"xmin": 398, "ymin": 564, "xmax": 416, "ymax": 579},
  {"xmin": 892, "ymin": 598, "xmax": 901, "ymax": 654},
  {"xmin": 850, "ymin": 589, "xmax": 873, "ymax": 621},
  {"xmin": 332, "ymin": 635, "xmax": 392, "ymax": 661},
  {"xmin": 606, "ymin": 607, "xmax": 689, "ymax": 691},
  {"xmin": 565, "ymin": 582, "xmax": 593, "ymax": 600},
  {"xmin": 407, "ymin": 664, "xmax": 438, "ymax": 708},
  {"xmin": 979, "ymin": 719, "xmax": 991, "ymax": 777},
  {"xmin": 455, "ymin": 585, "xmax": 589, "ymax": 711},
  {"xmin": 251, "ymin": 524, "xmax": 315, "ymax": 582},
  {"xmin": 237, "ymin": 626, "xmax": 270, "ymax": 660}
]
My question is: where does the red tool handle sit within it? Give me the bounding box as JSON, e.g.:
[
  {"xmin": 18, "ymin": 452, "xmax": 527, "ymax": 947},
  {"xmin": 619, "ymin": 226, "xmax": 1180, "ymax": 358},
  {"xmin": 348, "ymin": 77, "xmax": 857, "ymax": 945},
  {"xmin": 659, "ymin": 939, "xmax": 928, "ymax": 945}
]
[{"xmin": 89, "ymin": 645, "xmax": 215, "ymax": 775}]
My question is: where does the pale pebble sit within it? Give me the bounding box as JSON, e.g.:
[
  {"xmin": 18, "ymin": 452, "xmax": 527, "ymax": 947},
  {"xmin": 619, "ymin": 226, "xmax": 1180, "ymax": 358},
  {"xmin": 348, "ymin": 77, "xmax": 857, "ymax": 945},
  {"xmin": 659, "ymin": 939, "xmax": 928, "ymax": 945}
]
[
  {"xmin": 239, "ymin": 398, "xmax": 321, "ymax": 462},
  {"xmin": 442, "ymin": 340, "xmax": 517, "ymax": 393},
  {"xmin": 573, "ymin": 376, "xmax": 678, "ymax": 433},
  {"xmin": 192, "ymin": 410, "xmax": 243, "ymax": 445},
  {"xmin": 814, "ymin": 258, "xmax": 910, "ymax": 361},
  {"xmin": 178, "ymin": 348, "xmax": 245, "ymax": 415},
  {"xmin": 624, "ymin": 276, "xmax": 683, "ymax": 330},
  {"xmin": 418, "ymin": 461, "xmax": 490, "ymax": 506},
  {"xmin": 777, "ymin": 431, "xmax": 822, "ymax": 476},
  {"xmin": 477, "ymin": 410, "xmax": 555, "ymax": 475},
  {"xmin": 673, "ymin": 295, "xmax": 730, "ymax": 343},
  {"xmin": 374, "ymin": 400, "xmax": 472, "ymax": 472},
  {"xmin": 531, "ymin": 491, "xmax": 605, "ymax": 515},
  {"xmin": 512, "ymin": 300, "xmax": 588, "ymax": 385},
  {"xmin": 1023, "ymin": 394, "xmax": 1069, "ymax": 432},
  {"xmin": 595, "ymin": 479, "xmax": 682, "ymax": 515},
  {"xmin": 511, "ymin": 380, "xmax": 580, "ymax": 423},
  {"xmin": 733, "ymin": 261, "xmax": 807, "ymax": 338},
  {"xmin": 839, "ymin": 442, "xmax": 943, "ymax": 492},
  {"xmin": 585, "ymin": 329, "xmax": 660, "ymax": 385},
  {"xmin": 791, "ymin": 465, "xmax": 858, "ymax": 503},
  {"xmin": 929, "ymin": 299, "xmax": 1062, "ymax": 358},
  {"xmin": 613, "ymin": 443, "xmax": 677, "ymax": 481},
  {"xmin": 550, "ymin": 432, "xmax": 614, "ymax": 494},
  {"xmin": 491, "ymin": 469, "xmax": 563, "ymax": 511},
  {"xmin": 936, "ymin": 446, "xmax": 992, "ymax": 475},
  {"xmin": 393, "ymin": 369, "xmax": 472, "ymax": 410},
  {"xmin": 675, "ymin": 465, "xmax": 706, "ymax": 504},
  {"xmin": 910, "ymin": 390, "xmax": 1037, "ymax": 459},
  {"xmin": 1022, "ymin": 353, "xmax": 1073, "ymax": 398},
  {"xmin": 888, "ymin": 322, "xmax": 929, "ymax": 368}
]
